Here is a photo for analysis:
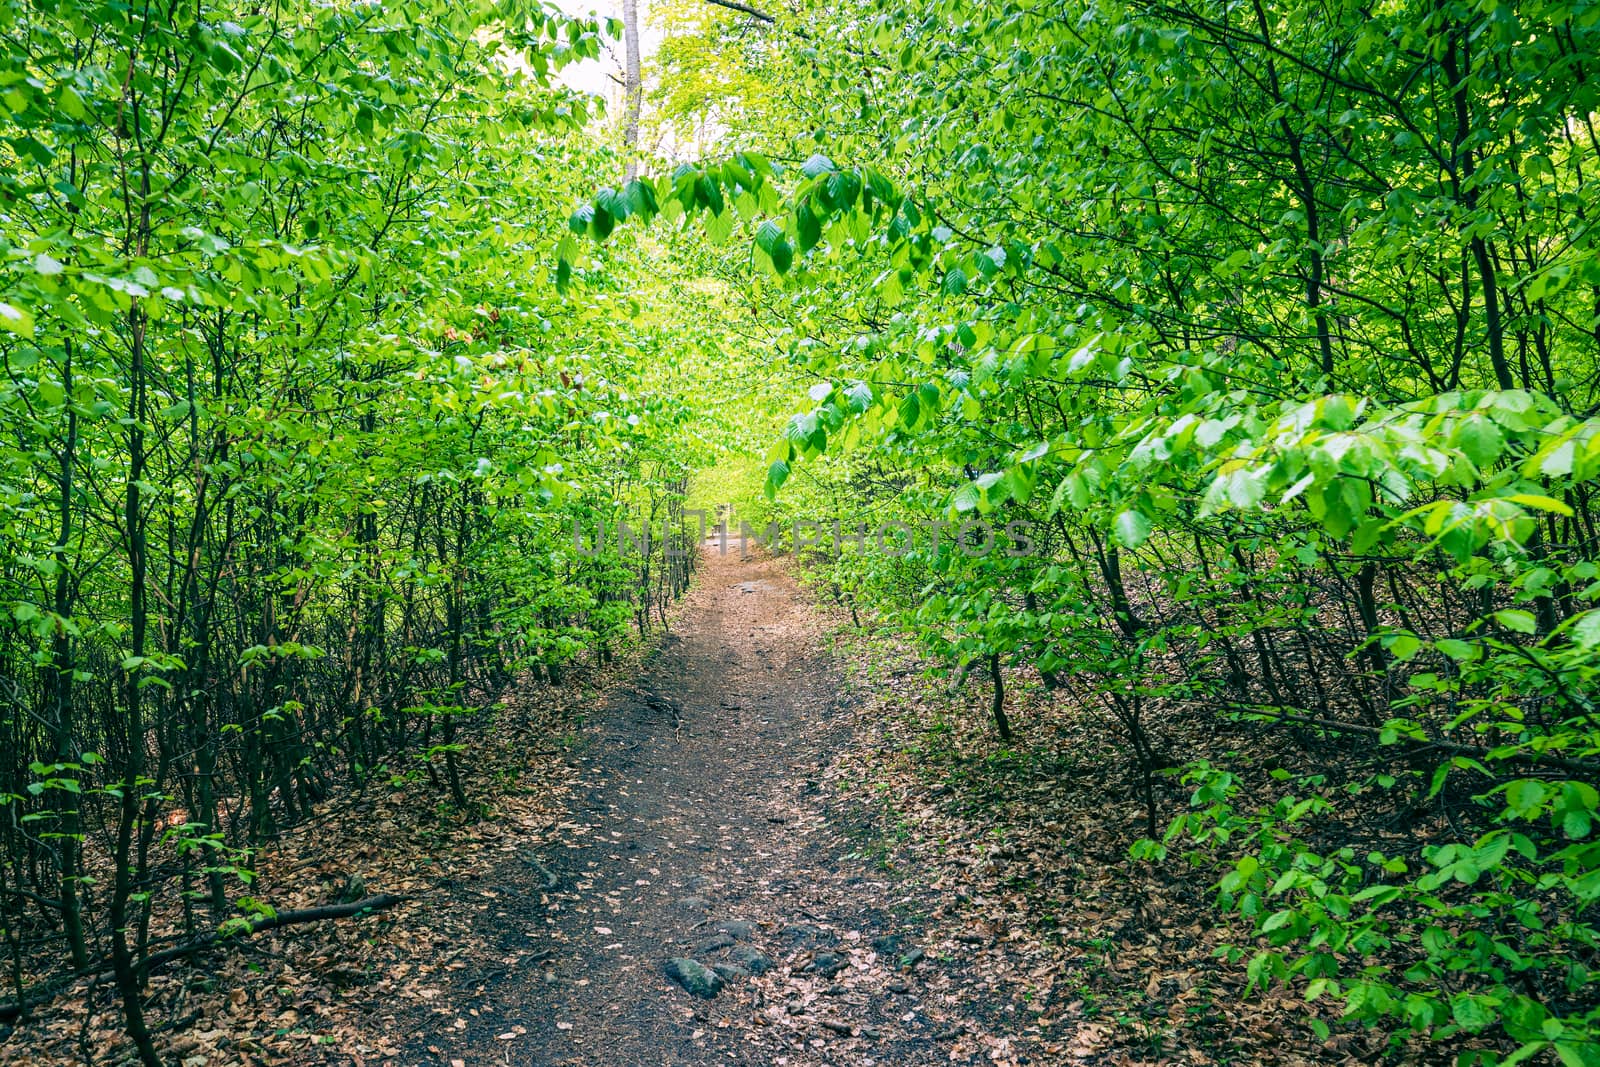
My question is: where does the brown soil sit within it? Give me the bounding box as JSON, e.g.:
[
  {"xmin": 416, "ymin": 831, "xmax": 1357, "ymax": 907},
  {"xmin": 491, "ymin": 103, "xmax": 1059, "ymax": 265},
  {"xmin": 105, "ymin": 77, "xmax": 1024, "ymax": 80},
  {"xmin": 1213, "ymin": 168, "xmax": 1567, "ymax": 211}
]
[
  {"xmin": 1, "ymin": 546, "xmax": 1050, "ymax": 1066},
  {"xmin": 400, "ymin": 546, "xmax": 963, "ymax": 1066}
]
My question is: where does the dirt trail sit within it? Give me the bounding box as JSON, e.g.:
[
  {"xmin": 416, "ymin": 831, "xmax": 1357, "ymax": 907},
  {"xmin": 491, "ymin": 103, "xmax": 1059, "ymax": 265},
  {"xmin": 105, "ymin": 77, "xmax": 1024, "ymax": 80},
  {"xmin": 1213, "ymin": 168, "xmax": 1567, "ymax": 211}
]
[{"xmin": 405, "ymin": 546, "xmax": 952, "ymax": 1066}]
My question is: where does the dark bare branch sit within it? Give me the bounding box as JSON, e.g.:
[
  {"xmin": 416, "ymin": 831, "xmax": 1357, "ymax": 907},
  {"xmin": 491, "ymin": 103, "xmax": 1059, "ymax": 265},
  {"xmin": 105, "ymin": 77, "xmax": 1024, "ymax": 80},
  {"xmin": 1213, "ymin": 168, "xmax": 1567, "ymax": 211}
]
[
  {"xmin": 705, "ymin": 0, "xmax": 775, "ymax": 23},
  {"xmin": 0, "ymin": 895, "xmax": 407, "ymax": 1024}
]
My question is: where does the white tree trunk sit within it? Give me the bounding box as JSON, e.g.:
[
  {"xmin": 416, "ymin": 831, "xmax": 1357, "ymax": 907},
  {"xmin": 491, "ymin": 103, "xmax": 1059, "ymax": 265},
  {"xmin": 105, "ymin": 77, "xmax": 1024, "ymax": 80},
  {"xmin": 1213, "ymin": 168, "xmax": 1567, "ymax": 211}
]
[{"xmin": 621, "ymin": 0, "xmax": 642, "ymax": 180}]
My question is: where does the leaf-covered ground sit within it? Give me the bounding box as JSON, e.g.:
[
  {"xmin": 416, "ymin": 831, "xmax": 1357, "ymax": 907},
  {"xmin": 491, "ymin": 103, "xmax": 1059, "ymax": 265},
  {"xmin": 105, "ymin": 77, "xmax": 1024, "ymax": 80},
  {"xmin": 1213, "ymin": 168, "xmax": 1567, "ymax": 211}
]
[
  {"xmin": 811, "ymin": 593, "xmax": 1513, "ymax": 1066},
  {"xmin": 5, "ymin": 546, "xmax": 1470, "ymax": 1066},
  {"xmin": 1, "ymin": 641, "xmax": 596, "ymax": 1064}
]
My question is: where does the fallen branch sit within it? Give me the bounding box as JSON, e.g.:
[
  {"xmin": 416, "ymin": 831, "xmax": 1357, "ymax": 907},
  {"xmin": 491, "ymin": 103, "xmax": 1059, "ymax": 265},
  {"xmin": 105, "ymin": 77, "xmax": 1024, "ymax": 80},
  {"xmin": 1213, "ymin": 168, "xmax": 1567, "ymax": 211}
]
[
  {"xmin": 140, "ymin": 893, "xmax": 408, "ymax": 973},
  {"xmin": 0, "ymin": 972, "xmax": 81, "ymax": 1025},
  {"xmin": 0, "ymin": 894, "xmax": 406, "ymax": 1024},
  {"xmin": 523, "ymin": 854, "xmax": 559, "ymax": 890}
]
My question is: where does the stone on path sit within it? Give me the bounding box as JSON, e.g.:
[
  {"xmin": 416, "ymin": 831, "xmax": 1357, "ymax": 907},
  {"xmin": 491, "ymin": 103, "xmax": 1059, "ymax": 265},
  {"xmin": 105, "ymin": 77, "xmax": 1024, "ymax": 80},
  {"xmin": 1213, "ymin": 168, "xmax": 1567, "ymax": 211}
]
[
  {"xmin": 695, "ymin": 932, "xmax": 735, "ymax": 954},
  {"xmin": 807, "ymin": 951, "xmax": 847, "ymax": 977},
  {"xmin": 664, "ymin": 957, "xmax": 723, "ymax": 999},
  {"xmin": 729, "ymin": 944, "xmax": 772, "ymax": 975},
  {"xmin": 782, "ymin": 922, "xmax": 835, "ymax": 947}
]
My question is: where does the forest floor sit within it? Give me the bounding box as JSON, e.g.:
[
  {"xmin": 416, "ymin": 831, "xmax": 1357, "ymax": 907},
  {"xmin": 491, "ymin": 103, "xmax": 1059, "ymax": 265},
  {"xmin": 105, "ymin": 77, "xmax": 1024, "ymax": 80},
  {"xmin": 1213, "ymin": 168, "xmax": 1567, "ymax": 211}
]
[
  {"xmin": 393, "ymin": 544, "xmax": 1041, "ymax": 1066},
  {"xmin": 6, "ymin": 545, "xmax": 1418, "ymax": 1066}
]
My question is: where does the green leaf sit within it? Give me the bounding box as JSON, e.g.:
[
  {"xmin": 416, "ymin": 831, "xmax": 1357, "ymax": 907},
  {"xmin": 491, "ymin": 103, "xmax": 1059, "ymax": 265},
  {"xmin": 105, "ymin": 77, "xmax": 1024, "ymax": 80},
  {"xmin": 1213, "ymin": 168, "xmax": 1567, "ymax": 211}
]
[
  {"xmin": 1494, "ymin": 609, "xmax": 1538, "ymax": 634},
  {"xmin": 1555, "ymin": 1042, "xmax": 1600, "ymax": 1067},
  {"xmin": 795, "ymin": 202, "xmax": 821, "ymax": 252},
  {"xmin": 1507, "ymin": 493, "xmax": 1573, "ymax": 517},
  {"xmin": 1538, "ymin": 439, "xmax": 1577, "ymax": 478},
  {"xmin": 755, "ymin": 219, "xmax": 785, "ymax": 255},
  {"xmin": 754, "ymin": 220, "xmax": 794, "ymax": 274},
  {"xmin": 1451, "ymin": 994, "xmax": 1495, "ymax": 1033},
  {"xmin": 1573, "ymin": 611, "xmax": 1600, "ymax": 649},
  {"xmin": 801, "ymin": 153, "xmax": 836, "ymax": 178},
  {"xmin": 696, "ymin": 174, "xmax": 725, "ymax": 215},
  {"xmin": 1386, "ymin": 633, "xmax": 1420, "ymax": 661},
  {"xmin": 824, "ymin": 170, "xmax": 861, "ymax": 209},
  {"xmin": 1506, "ymin": 779, "xmax": 1546, "ymax": 817},
  {"xmin": 0, "ymin": 302, "xmax": 35, "ymax": 337},
  {"xmin": 624, "ymin": 179, "xmax": 658, "ymax": 221},
  {"xmin": 1224, "ymin": 466, "xmax": 1268, "ymax": 510},
  {"xmin": 897, "ymin": 391, "xmax": 921, "ymax": 431},
  {"xmin": 1455, "ymin": 415, "xmax": 1504, "ymax": 467},
  {"xmin": 1113, "ymin": 509, "xmax": 1152, "ymax": 548}
]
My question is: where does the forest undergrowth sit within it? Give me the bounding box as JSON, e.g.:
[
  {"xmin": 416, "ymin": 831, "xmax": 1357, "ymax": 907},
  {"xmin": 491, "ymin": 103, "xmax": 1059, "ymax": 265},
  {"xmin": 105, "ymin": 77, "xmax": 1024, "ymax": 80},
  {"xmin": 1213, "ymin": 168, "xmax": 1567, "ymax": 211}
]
[
  {"xmin": 5, "ymin": 0, "xmax": 1600, "ymax": 1062},
  {"xmin": 1, "ymin": 623, "xmax": 657, "ymax": 1066},
  {"xmin": 816, "ymin": 593, "xmax": 1520, "ymax": 1065}
]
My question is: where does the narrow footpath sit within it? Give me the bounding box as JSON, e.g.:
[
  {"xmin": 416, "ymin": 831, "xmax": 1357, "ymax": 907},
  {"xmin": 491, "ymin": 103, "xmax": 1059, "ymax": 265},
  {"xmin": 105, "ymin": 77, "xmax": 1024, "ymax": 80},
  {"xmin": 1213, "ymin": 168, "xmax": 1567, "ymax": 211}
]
[{"xmin": 404, "ymin": 546, "xmax": 965, "ymax": 1066}]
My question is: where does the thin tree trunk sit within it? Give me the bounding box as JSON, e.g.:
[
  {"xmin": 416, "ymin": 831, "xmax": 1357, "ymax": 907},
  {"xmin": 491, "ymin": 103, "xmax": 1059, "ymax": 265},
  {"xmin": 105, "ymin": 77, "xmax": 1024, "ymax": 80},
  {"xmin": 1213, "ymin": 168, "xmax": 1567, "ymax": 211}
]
[
  {"xmin": 988, "ymin": 651, "xmax": 1014, "ymax": 742},
  {"xmin": 111, "ymin": 297, "xmax": 160, "ymax": 1067},
  {"xmin": 49, "ymin": 339, "xmax": 87, "ymax": 970},
  {"xmin": 621, "ymin": 0, "xmax": 642, "ymax": 180}
]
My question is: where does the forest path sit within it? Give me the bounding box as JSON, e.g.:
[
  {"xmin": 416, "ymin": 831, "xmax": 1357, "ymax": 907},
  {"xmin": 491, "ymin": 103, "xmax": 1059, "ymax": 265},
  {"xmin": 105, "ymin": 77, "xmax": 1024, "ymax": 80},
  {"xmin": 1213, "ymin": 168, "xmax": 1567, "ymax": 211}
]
[{"xmin": 406, "ymin": 546, "xmax": 947, "ymax": 1066}]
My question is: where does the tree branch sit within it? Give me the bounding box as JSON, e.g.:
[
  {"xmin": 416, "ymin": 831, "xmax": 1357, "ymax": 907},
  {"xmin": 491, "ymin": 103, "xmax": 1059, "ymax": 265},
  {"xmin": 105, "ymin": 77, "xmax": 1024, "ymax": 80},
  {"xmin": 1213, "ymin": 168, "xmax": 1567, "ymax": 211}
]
[
  {"xmin": 1223, "ymin": 704, "xmax": 1600, "ymax": 778},
  {"xmin": 0, "ymin": 894, "xmax": 406, "ymax": 1024},
  {"xmin": 705, "ymin": 0, "xmax": 775, "ymax": 23}
]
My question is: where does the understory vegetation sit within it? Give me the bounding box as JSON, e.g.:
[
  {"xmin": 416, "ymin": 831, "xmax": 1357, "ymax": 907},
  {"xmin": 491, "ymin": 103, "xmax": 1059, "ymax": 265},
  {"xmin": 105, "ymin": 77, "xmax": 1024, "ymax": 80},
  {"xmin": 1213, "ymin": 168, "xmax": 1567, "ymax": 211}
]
[
  {"xmin": 0, "ymin": 2, "xmax": 717, "ymax": 1060},
  {"xmin": 3, "ymin": 0, "xmax": 1600, "ymax": 1062}
]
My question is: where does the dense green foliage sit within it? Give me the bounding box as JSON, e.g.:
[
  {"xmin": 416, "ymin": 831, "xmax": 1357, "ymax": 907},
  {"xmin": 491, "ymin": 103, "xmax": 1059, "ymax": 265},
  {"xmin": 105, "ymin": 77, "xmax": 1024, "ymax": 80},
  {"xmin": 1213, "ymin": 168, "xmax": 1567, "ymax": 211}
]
[
  {"xmin": 0, "ymin": 1, "xmax": 719, "ymax": 1059},
  {"xmin": 5, "ymin": 0, "xmax": 1600, "ymax": 1060},
  {"xmin": 565, "ymin": 0, "xmax": 1600, "ymax": 1060}
]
